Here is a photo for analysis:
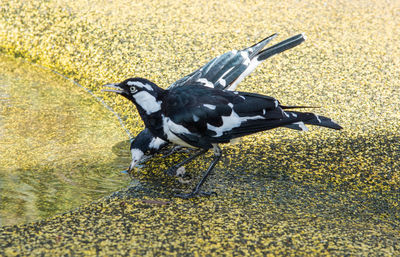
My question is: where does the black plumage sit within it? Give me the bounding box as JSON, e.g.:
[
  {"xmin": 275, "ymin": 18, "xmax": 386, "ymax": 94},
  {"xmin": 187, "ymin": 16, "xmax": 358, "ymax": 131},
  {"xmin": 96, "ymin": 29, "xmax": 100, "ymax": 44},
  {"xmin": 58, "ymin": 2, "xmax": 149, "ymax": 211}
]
[
  {"xmin": 125, "ymin": 33, "xmax": 307, "ymax": 173},
  {"xmin": 103, "ymin": 76, "xmax": 342, "ymax": 198}
]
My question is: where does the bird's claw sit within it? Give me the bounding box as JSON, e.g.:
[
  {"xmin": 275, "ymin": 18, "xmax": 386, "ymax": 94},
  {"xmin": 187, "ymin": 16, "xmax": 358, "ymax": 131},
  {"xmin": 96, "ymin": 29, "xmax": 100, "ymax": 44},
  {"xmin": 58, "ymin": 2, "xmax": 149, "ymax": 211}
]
[{"xmin": 177, "ymin": 173, "xmax": 192, "ymax": 184}]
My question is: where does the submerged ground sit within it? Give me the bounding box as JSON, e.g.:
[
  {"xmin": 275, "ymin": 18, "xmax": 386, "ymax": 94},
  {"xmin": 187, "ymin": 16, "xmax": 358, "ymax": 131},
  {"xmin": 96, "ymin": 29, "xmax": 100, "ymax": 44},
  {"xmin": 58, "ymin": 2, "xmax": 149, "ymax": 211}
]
[
  {"xmin": 0, "ymin": 55, "xmax": 129, "ymax": 226},
  {"xmin": 0, "ymin": 0, "xmax": 399, "ymax": 255}
]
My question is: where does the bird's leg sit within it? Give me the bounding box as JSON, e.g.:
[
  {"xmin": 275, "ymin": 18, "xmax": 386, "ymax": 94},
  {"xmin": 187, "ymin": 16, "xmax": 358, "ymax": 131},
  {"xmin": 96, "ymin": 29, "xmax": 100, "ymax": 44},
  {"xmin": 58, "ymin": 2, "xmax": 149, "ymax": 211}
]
[
  {"xmin": 164, "ymin": 148, "xmax": 208, "ymax": 176},
  {"xmin": 161, "ymin": 145, "xmax": 191, "ymax": 158},
  {"xmin": 176, "ymin": 145, "xmax": 222, "ymax": 199}
]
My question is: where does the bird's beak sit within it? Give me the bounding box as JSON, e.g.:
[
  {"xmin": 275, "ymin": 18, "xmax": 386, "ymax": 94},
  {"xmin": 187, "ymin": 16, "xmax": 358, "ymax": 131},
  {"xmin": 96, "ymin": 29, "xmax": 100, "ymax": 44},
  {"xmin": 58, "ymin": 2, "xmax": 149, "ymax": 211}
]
[{"xmin": 102, "ymin": 83, "xmax": 124, "ymax": 94}]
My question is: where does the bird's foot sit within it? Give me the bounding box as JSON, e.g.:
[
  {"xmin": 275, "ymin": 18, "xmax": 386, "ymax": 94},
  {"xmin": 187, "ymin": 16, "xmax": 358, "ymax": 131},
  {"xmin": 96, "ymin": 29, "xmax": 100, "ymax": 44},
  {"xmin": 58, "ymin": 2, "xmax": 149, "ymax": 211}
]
[
  {"xmin": 165, "ymin": 166, "xmax": 192, "ymax": 183},
  {"xmin": 175, "ymin": 190, "xmax": 217, "ymax": 199},
  {"xmin": 175, "ymin": 166, "xmax": 192, "ymax": 182},
  {"xmin": 177, "ymin": 173, "xmax": 192, "ymax": 184}
]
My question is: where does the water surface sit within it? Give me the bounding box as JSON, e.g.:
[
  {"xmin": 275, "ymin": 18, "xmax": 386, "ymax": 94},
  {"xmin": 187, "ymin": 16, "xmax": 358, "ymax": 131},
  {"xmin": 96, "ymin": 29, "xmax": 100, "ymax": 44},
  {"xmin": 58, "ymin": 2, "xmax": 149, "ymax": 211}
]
[{"xmin": 0, "ymin": 55, "xmax": 130, "ymax": 226}]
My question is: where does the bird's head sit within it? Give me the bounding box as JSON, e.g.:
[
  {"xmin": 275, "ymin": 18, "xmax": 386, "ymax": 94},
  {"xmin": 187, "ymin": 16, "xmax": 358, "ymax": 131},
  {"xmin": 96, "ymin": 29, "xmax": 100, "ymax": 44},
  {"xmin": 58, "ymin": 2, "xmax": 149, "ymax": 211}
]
[
  {"xmin": 102, "ymin": 77, "xmax": 163, "ymax": 115},
  {"xmin": 127, "ymin": 148, "xmax": 145, "ymax": 173},
  {"xmin": 102, "ymin": 77, "xmax": 157, "ymax": 100}
]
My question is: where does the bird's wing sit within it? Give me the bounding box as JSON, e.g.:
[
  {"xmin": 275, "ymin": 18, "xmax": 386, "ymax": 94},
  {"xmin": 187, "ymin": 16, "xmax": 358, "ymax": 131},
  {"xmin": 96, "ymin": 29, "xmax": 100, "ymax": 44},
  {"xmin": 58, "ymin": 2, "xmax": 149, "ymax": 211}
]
[
  {"xmin": 228, "ymin": 33, "xmax": 305, "ymax": 89},
  {"xmin": 163, "ymin": 86, "xmax": 306, "ymax": 147},
  {"xmin": 169, "ymin": 33, "xmax": 306, "ymax": 91},
  {"xmin": 169, "ymin": 34, "xmax": 278, "ymax": 91}
]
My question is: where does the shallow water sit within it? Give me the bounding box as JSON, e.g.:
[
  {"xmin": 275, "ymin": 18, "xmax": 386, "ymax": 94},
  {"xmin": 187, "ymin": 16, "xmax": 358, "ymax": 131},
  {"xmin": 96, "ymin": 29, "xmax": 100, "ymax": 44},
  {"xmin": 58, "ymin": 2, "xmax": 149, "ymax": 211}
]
[{"xmin": 0, "ymin": 55, "xmax": 130, "ymax": 226}]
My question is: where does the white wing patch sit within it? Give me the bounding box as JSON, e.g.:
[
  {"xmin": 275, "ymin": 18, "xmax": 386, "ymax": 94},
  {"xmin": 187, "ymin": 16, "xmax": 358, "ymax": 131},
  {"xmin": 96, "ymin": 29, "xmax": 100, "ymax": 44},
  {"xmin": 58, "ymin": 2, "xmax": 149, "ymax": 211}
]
[
  {"xmin": 162, "ymin": 116, "xmax": 195, "ymax": 148},
  {"xmin": 204, "ymin": 104, "xmax": 216, "ymax": 110},
  {"xmin": 216, "ymin": 66, "xmax": 235, "ymax": 88},
  {"xmin": 197, "ymin": 78, "xmax": 214, "ymax": 88},
  {"xmin": 240, "ymin": 51, "xmax": 251, "ymax": 65},
  {"xmin": 133, "ymin": 91, "xmax": 162, "ymax": 115},
  {"xmin": 230, "ymin": 57, "xmax": 262, "ymax": 90},
  {"xmin": 149, "ymin": 137, "xmax": 166, "ymax": 149},
  {"xmin": 292, "ymin": 121, "xmax": 309, "ymax": 131},
  {"xmin": 207, "ymin": 110, "xmax": 264, "ymax": 137},
  {"xmin": 218, "ymin": 78, "xmax": 226, "ymax": 87}
]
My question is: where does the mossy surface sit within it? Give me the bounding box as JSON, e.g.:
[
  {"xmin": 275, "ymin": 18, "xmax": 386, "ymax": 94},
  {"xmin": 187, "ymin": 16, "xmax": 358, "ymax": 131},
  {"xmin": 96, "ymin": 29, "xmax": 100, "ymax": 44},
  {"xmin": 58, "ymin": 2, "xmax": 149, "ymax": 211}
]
[{"xmin": 1, "ymin": 0, "xmax": 399, "ymax": 255}]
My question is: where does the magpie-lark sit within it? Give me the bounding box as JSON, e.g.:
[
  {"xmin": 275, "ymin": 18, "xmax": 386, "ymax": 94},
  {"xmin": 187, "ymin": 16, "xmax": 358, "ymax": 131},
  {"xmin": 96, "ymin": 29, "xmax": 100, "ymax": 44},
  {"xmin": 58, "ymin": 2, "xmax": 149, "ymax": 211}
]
[
  {"xmin": 124, "ymin": 33, "xmax": 307, "ymax": 174},
  {"xmin": 103, "ymin": 40, "xmax": 342, "ymax": 198}
]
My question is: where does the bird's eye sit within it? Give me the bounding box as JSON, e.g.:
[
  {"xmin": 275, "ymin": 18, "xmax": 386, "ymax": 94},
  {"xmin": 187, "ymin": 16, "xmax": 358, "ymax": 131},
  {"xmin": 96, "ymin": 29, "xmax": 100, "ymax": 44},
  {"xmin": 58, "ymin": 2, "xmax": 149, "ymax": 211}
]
[{"xmin": 130, "ymin": 86, "xmax": 138, "ymax": 94}]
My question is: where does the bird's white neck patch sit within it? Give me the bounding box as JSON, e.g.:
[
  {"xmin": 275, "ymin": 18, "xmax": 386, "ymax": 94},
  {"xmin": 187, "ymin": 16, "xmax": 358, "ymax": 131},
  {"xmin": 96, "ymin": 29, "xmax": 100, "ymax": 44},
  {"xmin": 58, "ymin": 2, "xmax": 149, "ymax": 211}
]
[{"xmin": 133, "ymin": 91, "xmax": 162, "ymax": 115}]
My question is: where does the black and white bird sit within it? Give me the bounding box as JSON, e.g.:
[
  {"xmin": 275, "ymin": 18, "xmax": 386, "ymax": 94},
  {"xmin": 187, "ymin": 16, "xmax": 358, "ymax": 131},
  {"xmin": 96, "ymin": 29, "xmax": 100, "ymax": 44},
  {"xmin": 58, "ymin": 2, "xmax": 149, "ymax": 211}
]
[
  {"xmin": 103, "ymin": 36, "xmax": 342, "ymax": 198},
  {"xmin": 124, "ymin": 33, "xmax": 307, "ymax": 173}
]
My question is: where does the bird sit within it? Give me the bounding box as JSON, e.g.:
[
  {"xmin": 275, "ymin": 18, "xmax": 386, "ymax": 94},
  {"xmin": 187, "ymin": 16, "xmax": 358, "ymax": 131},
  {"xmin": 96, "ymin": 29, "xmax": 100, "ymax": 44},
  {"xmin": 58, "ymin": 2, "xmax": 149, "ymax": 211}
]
[
  {"xmin": 103, "ymin": 64, "xmax": 342, "ymax": 199},
  {"xmin": 124, "ymin": 33, "xmax": 307, "ymax": 174}
]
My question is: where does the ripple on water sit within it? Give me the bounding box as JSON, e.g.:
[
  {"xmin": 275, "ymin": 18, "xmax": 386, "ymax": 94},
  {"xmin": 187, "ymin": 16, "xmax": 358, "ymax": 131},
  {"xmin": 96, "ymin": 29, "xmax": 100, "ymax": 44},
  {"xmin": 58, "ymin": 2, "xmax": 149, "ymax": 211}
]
[{"xmin": 0, "ymin": 55, "xmax": 130, "ymax": 226}]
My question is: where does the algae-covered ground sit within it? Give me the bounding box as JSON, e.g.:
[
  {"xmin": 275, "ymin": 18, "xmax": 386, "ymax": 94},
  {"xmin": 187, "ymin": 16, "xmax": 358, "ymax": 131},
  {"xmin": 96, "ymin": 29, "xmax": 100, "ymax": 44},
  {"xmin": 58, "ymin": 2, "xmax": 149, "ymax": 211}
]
[{"xmin": 1, "ymin": 0, "xmax": 400, "ymax": 255}]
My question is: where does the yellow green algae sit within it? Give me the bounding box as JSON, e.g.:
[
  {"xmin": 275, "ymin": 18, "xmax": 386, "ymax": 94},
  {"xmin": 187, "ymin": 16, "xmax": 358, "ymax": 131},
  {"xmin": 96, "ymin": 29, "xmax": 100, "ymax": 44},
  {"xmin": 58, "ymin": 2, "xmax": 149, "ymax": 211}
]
[{"xmin": 0, "ymin": 0, "xmax": 400, "ymax": 255}]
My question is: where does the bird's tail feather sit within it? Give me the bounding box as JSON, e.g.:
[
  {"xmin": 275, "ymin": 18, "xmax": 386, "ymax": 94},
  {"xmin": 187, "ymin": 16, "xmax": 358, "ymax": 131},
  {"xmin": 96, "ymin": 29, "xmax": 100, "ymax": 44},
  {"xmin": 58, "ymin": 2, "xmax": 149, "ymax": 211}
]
[
  {"xmin": 212, "ymin": 111, "xmax": 342, "ymax": 143},
  {"xmin": 246, "ymin": 33, "xmax": 278, "ymax": 59},
  {"xmin": 257, "ymin": 33, "xmax": 306, "ymax": 61},
  {"xmin": 285, "ymin": 111, "xmax": 343, "ymax": 131}
]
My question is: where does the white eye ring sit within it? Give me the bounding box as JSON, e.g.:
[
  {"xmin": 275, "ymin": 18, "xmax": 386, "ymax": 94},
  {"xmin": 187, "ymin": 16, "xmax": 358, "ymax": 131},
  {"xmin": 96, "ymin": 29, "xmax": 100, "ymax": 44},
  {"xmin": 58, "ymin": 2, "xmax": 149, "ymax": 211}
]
[{"xmin": 130, "ymin": 87, "xmax": 138, "ymax": 94}]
